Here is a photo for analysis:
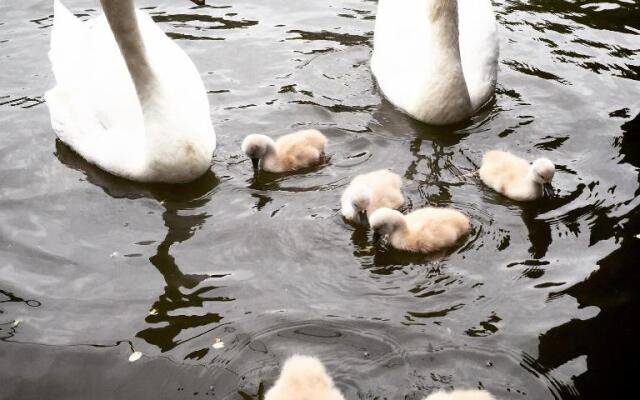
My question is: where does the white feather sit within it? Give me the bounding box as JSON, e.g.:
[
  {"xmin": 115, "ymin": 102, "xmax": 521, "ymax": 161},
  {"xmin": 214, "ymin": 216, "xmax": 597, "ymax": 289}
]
[{"xmin": 45, "ymin": 0, "xmax": 216, "ymax": 183}]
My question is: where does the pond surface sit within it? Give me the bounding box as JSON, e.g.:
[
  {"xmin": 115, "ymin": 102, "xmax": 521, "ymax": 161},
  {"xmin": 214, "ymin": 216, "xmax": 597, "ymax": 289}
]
[{"xmin": 1, "ymin": 0, "xmax": 639, "ymax": 399}]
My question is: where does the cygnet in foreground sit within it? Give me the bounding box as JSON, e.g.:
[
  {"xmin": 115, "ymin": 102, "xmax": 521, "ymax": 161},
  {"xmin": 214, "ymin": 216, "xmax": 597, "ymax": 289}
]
[
  {"xmin": 369, "ymin": 207, "xmax": 470, "ymax": 253},
  {"xmin": 341, "ymin": 169, "xmax": 404, "ymax": 223},
  {"xmin": 479, "ymin": 150, "xmax": 555, "ymax": 201},
  {"xmin": 241, "ymin": 129, "xmax": 327, "ymax": 172},
  {"xmin": 425, "ymin": 390, "xmax": 496, "ymax": 400},
  {"xmin": 264, "ymin": 355, "xmax": 345, "ymax": 400}
]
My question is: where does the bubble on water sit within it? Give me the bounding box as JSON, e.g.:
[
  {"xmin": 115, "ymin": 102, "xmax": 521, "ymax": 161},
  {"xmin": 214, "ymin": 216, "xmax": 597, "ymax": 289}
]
[
  {"xmin": 110, "ymin": 251, "xmax": 120, "ymax": 258},
  {"xmin": 128, "ymin": 351, "xmax": 143, "ymax": 362},
  {"xmin": 12, "ymin": 319, "xmax": 21, "ymax": 327}
]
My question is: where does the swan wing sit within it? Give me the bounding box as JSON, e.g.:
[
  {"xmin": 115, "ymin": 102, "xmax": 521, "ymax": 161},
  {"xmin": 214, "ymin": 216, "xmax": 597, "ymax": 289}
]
[
  {"xmin": 46, "ymin": 0, "xmax": 146, "ymax": 177},
  {"xmin": 459, "ymin": 0, "xmax": 499, "ymax": 111}
]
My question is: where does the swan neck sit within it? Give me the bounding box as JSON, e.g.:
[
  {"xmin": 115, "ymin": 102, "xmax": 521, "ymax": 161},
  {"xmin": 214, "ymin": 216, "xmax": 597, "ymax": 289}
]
[
  {"xmin": 100, "ymin": 0, "xmax": 158, "ymax": 103},
  {"xmin": 429, "ymin": 0, "xmax": 461, "ymax": 57}
]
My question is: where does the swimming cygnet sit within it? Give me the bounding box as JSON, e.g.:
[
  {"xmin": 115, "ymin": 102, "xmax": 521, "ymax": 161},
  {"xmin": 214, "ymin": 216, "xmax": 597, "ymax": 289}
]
[
  {"xmin": 241, "ymin": 129, "xmax": 327, "ymax": 172},
  {"xmin": 369, "ymin": 207, "xmax": 470, "ymax": 253},
  {"xmin": 479, "ymin": 150, "xmax": 555, "ymax": 201},
  {"xmin": 264, "ymin": 355, "xmax": 345, "ymax": 400},
  {"xmin": 424, "ymin": 390, "xmax": 496, "ymax": 400},
  {"xmin": 341, "ymin": 169, "xmax": 404, "ymax": 223}
]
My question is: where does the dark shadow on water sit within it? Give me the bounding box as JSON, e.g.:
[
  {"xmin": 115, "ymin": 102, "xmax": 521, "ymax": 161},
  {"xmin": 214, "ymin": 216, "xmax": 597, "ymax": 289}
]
[
  {"xmin": 136, "ymin": 202, "xmax": 235, "ymax": 353},
  {"xmin": 55, "ymin": 140, "xmax": 234, "ymax": 355},
  {"xmin": 520, "ymin": 184, "xmax": 586, "ymax": 259},
  {"xmin": 373, "ymin": 97, "xmax": 474, "ymax": 145},
  {"xmin": 533, "ymin": 112, "xmax": 640, "ymax": 399},
  {"xmin": 54, "ymin": 140, "xmax": 219, "ymax": 203}
]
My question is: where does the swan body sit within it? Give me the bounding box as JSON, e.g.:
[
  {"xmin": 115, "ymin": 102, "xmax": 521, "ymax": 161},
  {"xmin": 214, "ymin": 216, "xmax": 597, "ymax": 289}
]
[
  {"xmin": 479, "ymin": 150, "xmax": 555, "ymax": 201},
  {"xmin": 369, "ymin": 207, "xmax": 470, "ymax": 253},
  {"xmin": 45, "ymin": 0, "xmax": 216, "ymax": 183},
  {"xmin": 371, "ymin": 0, "xmax": 499, "ymax": 125},
  {"xmin": 425, "ymin": 390, "xmax": 496, "ymax": 400},
  {"xmin": 341, "ymin": 169, "xmax": 404, "ymax": 223},
  {"xmin": 241, "ymin": 130, "xmax": 327, "ymax": 173},
  {"xmin": 265, "ymin": 355, "xmax": 345, "ymax": 400}
]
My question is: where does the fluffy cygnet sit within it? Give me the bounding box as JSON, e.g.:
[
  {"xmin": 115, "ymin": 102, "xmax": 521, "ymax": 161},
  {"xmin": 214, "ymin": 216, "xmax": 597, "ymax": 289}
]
[
  {"xmin": 241, "ymin": 129, "xmax": 327, "ymax": 172},
  {"xmin": 479, "ymin": 150, "xmax": 555, "ymax": 201},
  {"xmin": 369, "ymin": 207, "xmax": 470, "ymax": 253},
  {"xmin": 424, "ymin": 390, "xmax": 496, "ymax": 400},
  {"xmin": 341, "ymin": 169, "xmax": 404, "ymax": 223},
  {"xmin": 264, "ymin": 355, "xmax": 345, "ymax": 400}
]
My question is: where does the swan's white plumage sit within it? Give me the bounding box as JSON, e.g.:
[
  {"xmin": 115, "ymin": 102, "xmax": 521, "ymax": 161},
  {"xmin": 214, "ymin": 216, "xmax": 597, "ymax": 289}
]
[
  {"xmin": 372, "ymin": 0, "xmax": 499, "ymax": 125},
  {"xmin": 424, "ymin": 390, "xmax": 496, "ymax": 400},
  {"xmin": 341, "ymin": 169, "xmax": 404, "ymax": 222},
  {"xmin": 264, "ymin": 355, "xmax": 345, "ymax": 400},
  {"xmin": 46, "ymin": 0, "xmax": 216, "ymax": 183}
]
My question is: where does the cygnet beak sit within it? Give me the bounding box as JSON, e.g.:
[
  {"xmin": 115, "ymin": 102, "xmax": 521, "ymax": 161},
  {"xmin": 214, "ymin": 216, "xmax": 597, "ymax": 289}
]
[
  {"xmin": 251, "ymin": 158, "xmax": 260, "ymax": 170},
  {"xmin": 543, "ymin": 182, "xmax": 554, "ymax": 198},
  {"xmin": 357, "ymin": 210, "xmax": 368, "ymax": 225}
]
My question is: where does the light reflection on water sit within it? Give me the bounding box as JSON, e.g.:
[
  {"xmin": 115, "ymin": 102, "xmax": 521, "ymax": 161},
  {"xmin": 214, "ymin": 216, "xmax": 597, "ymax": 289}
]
[{"xmin": 0, "ymin": 0, "xmax": 639, "ymax": 399}]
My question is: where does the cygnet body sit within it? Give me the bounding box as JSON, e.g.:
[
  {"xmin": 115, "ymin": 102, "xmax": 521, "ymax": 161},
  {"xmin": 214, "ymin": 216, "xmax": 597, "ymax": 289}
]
[
  {"xmin": 241, "ymin": 129, "xmax": 327, "ymax": 173},
  {"xmin": 479, "ymin": 150, "xmax": 555, "ymax": 201},
  {"xmin": 341, "ymin": 169, "xmax": 404, "ymax": 223},
  {"xmin": 425, "ymin": 390, "xmax": 496, "ymax": 400},
  {"xmin": 369, "ymin": 207, "xmax": 470, "ymax": 253},
  {"xmin": 264, "ymin": 355, "xmax": 345, "ymax": 400}
]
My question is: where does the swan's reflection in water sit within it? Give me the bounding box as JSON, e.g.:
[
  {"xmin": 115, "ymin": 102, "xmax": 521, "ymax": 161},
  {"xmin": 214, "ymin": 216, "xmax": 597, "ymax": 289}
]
[
  {"xmin": 137, "ymin": 202, "xmax": 234, "ymax": 353},
  {"xmin": 55, "ymin": 140, "xmax": 233, "ymax": 355}
]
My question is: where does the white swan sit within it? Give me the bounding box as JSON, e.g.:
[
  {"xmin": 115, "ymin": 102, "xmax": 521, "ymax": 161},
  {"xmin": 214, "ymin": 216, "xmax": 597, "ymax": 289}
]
[
  {"xmin": 265, "ymin": 355, "xmax": 345, "ymax": 400},
  {"xmin": 371, "ymin": 0, "xmax": 499, "ymax": 125},
  {"xmin": 45, "ymin": 0, "xmax": 216, "ymax": 183}
]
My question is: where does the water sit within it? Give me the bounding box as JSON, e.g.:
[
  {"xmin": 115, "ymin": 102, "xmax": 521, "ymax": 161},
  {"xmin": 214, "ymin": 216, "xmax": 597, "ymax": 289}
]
[{"xmin": 1, "ymin": 0, "xmax": 639, "ymax": 399}]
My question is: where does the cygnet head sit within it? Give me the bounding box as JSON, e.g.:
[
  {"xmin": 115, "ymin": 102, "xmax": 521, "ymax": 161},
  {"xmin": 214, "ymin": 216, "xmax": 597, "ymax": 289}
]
[
  {"xmin": 350, "ymin": 185, "xmax": 373, "ymax": 222},
  {"xmin": 241, "ymin": 134, "xmax": 275, "ymax": 169},
  {"xmin": 369, "ymin": 208, "xmax": 406, "ymax": 243},
  {"xmin": 265, "ymin": 355, "xmax": 345, "ymax": 400},
  {"xmin": 531, "ymin": 158, "xmax": 555, "ymax": 184}
]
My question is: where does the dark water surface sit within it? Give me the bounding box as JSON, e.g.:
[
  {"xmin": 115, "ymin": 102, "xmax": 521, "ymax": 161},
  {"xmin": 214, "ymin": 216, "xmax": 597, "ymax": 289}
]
[{"xmin": 1, "ymin": 0, "xmax": 639, "ymax": 399}]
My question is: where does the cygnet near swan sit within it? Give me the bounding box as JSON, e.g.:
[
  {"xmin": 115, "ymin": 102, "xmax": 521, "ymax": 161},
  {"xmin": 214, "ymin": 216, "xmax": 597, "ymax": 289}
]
[
  {"xmin": 479, "ymin": 150, "xmax": 555, "ymax": 201},
  {"xmin": 369, "ymin": 207, "xmax": 470, "ymax": 253},
  {"xmin": 425, "ymin": 390, "xmax": 496, "ymax": 400},
  {"xmin": 241, "ymin": 130, "xmax": 327, "ymax": 173},
  {"xmin": 341, "ymin": 169, "xmax": 404, "ymax": 223},
  {"xmin": 264, "ymin": 355, "xmax": 345, "ymax": 400},
  {"xmin": 371, "ymin": 0, "xmax": 499, "ymax": 125},
  {"xmin": 45, "ymin": 0, "xmax": 216, "ymax": 183}
]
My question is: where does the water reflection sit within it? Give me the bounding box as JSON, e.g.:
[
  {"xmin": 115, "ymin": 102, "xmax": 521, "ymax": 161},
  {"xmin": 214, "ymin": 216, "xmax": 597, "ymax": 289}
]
[
  {"xmin": 137, "ymin": 203, "xmax": 233, "ymax": 353},
  {"xmin": 533, "ymin": 112, "xmax": 640, "ymax": 398},
  {"xmin": 499, "ymin": 0, "xmax": 639, "ymax": 81},
  {"xmin": 55, "ymin": 140, "xmax": 235, "ymax": 356},
  {"xmin": 504, "ymin": 0, "xmax": 640, "ymax": 34}
]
